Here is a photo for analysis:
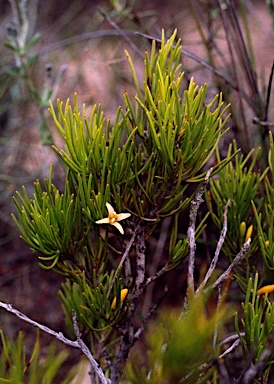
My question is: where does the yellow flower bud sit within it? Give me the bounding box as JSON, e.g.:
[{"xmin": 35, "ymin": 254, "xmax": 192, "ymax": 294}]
[
  {"xmin": 257, "ymin": 284, "xmax": 274, "ymax": 295},
  {"xmin": 265, "ymin": 240, "xmax": 270, "ymax": 248},
  {"xmin": 239, "ymin": 221, "xmax": 246, "ymax": 238},
  {"xmin": 80, "ymin": 305, "xmax": 91, "ymax": 312},
  {"xmin": 111, "ymin": 288, "xmax": 128, "ymax": 310},
  {"xmin": 245, "ymin": 225, "xmax": 253, "ymax": 242}
]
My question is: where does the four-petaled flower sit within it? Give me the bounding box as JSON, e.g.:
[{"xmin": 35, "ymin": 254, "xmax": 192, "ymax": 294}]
[{"xmin": 95, "ymin": 202, "xmax": 131, "ymax": 235}]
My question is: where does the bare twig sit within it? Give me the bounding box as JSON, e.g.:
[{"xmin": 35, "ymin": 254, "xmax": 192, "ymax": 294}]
[
  {"xmin": 111, "ymin": 286, "xmax": 168, "ymax": 380},
  {"xmin": 253, "ymin": 117, "xmax": 274, "ymax": 127},
  {"xmin": 72, "ymin": 311, "xmax": 111, "ymax": 384},
  {"xmin": 236, "ymin": 333, "xmax": 274, "ymax": 384},
  {"xmin": 40, "ymin": 30, "xmax": 140, "ymax": 56},
  {"xmin": 187, "ymin": 168, "xmax": 213, "ymax": 295},
  {"xmin": 110, "ymin": 224, "xmax": 146, "ymax": 383},
  {"xmin": 1, "ymin": 29, "xmax": 145, "ymax": 77},
  {"xmin": 204, "ymin": 238, "xmax": 251, "ymax": 294},
  {"xmin": 218, "ymin": 338, "xmax": 241, "ymax": 360},
  {"xmin": 219, "ymin": 331, "xmax": 245, "ymax": 347},
  {"xmin": 135, "ymin": 224, "xmax": 146, "ymax": 291},
  {"xmin": 0, "ymin": 302, "xmax": 110, "ymax": 384},
  {"xmin": 134, "ymin": 286, "xmax": 168, "ymax": 341},
  {"xmin": 143, "ymin": 217, "xmax": 171, "ymax": 313},
  {"xmin": 180, "ymin": 335, "xmax": 241, "ymax": 383},
  {"xmin": 0, "ymin": 301, "xmax": 78, "ymax": 347},
  {"xmin": 213, "ymin": 285, "xmax": 222, "ymax": 349},
  {"xmin": 98, "ymin": 8, "xmax": 143, "ymax": 58},
  {"xmin": 196, "ymin": 200, "xmax": 230, "ymax": 296},
  {"xmin": 179, "ymin": 362, "xmax": 210, "ymax": 383},
  {"xmin": 107, "ymin": 223, "xmax": 141, "ymax": 298},
  {"xmin": 145, "ymin": 262, "xmax": 170, "ymax": 286}
]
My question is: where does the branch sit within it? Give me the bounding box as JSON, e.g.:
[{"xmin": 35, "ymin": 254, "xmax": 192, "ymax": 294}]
[
  {"xmin": 107, "ymin": 223, "xmax": 141, "ymax": 298},
  {"xmin": 196, "ymin": 200, "xmax": 230, "ymax": 296},
  {"xmin": 135, "ymin": 224, "xmax": 146, "ymax": 292},
  {"xmin": 218, "ymin": 338, "xmax": 241, "ymax": 360},
  {"xmin": 0, "ymin": 302, "xmax": 110, "ymax": 384},
  {"xmin": 219, "ymin": 331, "xmax": 245, "ymax": 347},
  {"xmin": 204, "ymin": 238, "xmax": 251, "ymax": 294},
  {"xmin": 133, "ymin": 286, "xmax": 168, "ymax": 342},
  {"xmin": 98, "ymin": 8, "xmax": 143, "ymax": 58},
  {"xmin": 187, "ymin": 168, "xmax": 212, "ymax": 295},
  {"xmin": 252, "ymin": 117, "xmax": 274, "ymax": 127},
  {"xmin": 1, "ymin": 29, "xmax": 144, "ymax": 76},
  {"xmin": 180, "ymin": 335, "xmax": 241, "ymax": 383},
  {"xmin": 110, "ymin": 224, "xmax": 146, "ymax": 382},
  {"xmin": 236, "ymin": 332, "xmax": 274, "ymax": 384},
  {"xmin": 72, "ymin": 311, "xmax": 111, "ymax": 384},
  {"xmin": 145, "ymin": 262, "xmax": 169, "ymax": 286}
]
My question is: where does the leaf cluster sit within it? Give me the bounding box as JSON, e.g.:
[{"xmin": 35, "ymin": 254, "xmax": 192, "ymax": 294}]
[
  {"xmin": 12, "ymin": 30, "xmax": 231, "ymax": 275},
  {"xmin": 125, "ymin": 293, "xmax": 228, "ymax": 384},
  {"xmin": 207, "ymin": 131, "xmax": 274, "ymax": 289},
  {"xmin": 12, "ymin": 165, "xmax": 80, "ymax": 269},
  {"xmin": 0, "ymin": 330, "xmax": 76, "ymax": 384},
  {"xmin": 59, "ymin": 269, "xmax": 128, "ymax": 337},
  {"xmin": 235, "ymin": 273, "xmax": 274, "ymax": 373},
  {"xmin": 252, "ymin": 132, "xmax": 274, "ymax": 272},
  {"xmin": 207, "ymin": 141, "xmax": 265, "ymax": 256}
]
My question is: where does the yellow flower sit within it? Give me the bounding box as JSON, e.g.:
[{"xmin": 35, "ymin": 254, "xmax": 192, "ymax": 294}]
[
  {"xmin": 257, "ymin": 284, "xmax": 274, "ymax": 295},
  {"xmin": 111, "ymin": 288, "xmax": 129, "ymax": 310},
  {"xmin": 95, "ymin": 202, "xmax": 131, "ymax": 235}
]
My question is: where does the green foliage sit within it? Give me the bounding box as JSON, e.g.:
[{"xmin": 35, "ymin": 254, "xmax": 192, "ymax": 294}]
[
  {"xmin": 253, "ymin": 132, "xmax": 274, "ymax": 272},
  {"xmin": 235, "ymin": 273, "xmax": 274, "ymax": 371},
  {"xmin": 206, "ymin": 140, "xmax": 269, "ymax": 290},
  {"xmin": 12, "ymin": 164, "xmax": 81, "ymax": 270},
  {"xmin": 11, "ymin": 29, "xmax": 232, "ymax": 379},
  {"xmin": 125, "ymin": 294, "xmax": 228, "ymax": 384},
  {"xmin": 208, "ymin": 141, "xmax": 265, "ymax": 257},
  {"xmin": 12, "ymin": 29, "xmax": 231, "ymax": 276},
  {"xmin": 0, "ymin": 330, "xmax": 76, "ymax": 383},
  {"xmin": 59, "ymin": 270, "xmax": 128, "ymax": 337}
]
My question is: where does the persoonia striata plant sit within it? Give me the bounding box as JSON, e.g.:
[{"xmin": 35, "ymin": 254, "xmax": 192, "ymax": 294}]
[{"xmin": 10, "ymin": 30, "xmax": 233, "ymax": 383}]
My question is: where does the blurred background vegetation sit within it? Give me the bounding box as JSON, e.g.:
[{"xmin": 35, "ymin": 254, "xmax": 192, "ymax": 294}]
[{"xmin": 0, "ymin": 0, "xmax": 273, "ymax": 382}]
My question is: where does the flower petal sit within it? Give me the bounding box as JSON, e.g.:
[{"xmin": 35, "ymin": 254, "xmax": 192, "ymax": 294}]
[
  {"xmin": 117, "ymin": 212, "xmax": 131, "ymax": 221},
  {"xmin": 95, "ymin": 218, "xmax": 110, "ymax": 224},
  {"xmin": 257, "ymin": 284, "xmax": 274, "ymax": 295},
  {"xmin": 106, "ymin": 202, "xmax": 115, "ymax": 215},
  {"xmin": 112, "ymin": 222, "xmax": 125, "ymax": 235}
]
